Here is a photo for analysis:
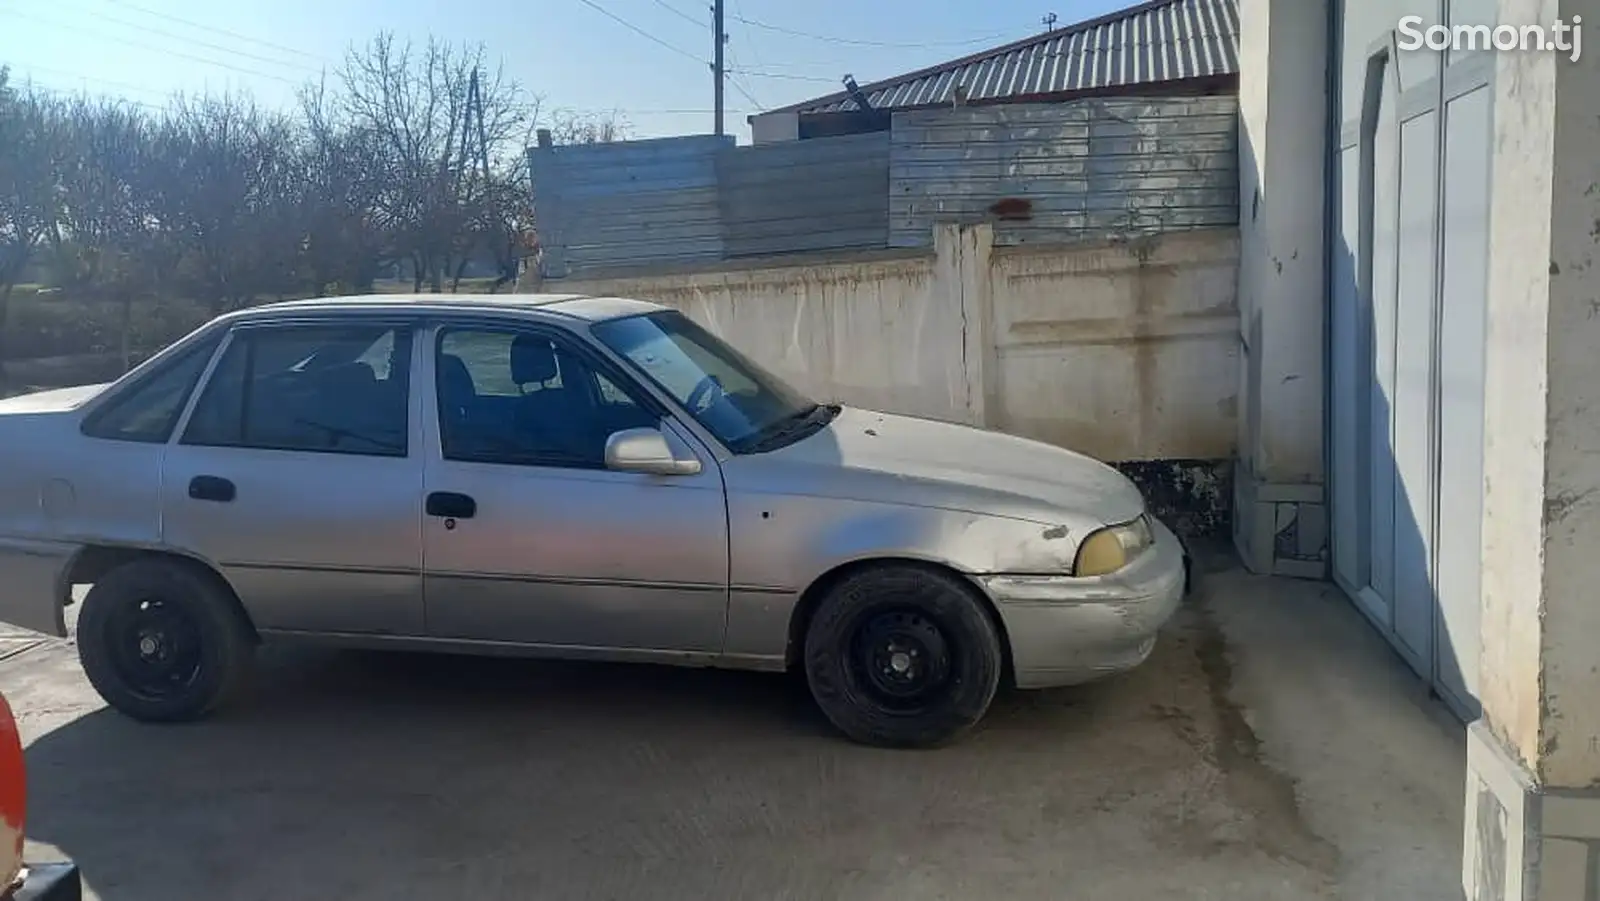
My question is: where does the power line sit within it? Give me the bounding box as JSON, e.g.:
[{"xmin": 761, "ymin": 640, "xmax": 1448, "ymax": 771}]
[
  {"xmin": 56, "ymin": 0, "xmax": 323, "ymax": 75},
  {"xmin": 16, "ymin": 79, "xmax": 171, "ymax": 112},
  {"xmin": 609, "ymin": 107, "xmax": 756, "ymax": 114},
  {"xmin": 98, "ymin": 0, "xmax": 331, "ymax": 63},
  {"xmin": 647, "ymin": 0, "xmax": 704, "ymax": 29},
  {"xmin": 10, "ymin": 62, "xmax": 174, "ymax": 99},
  {"xmin": 0, "ymin": 6, "xmax": 303, "ymax": 86},
  {"xmin": 570, "ymin": 0, "xmax": 704, "ymax": 63},
  {"xmin": 726, "ymin": 0, "xmax": 763, "ymax": 73},
  {"xmin": 726, "ymin": 76, "xmax": 764, "ymax": 111},
  {"xmin": 13, "ymin": 65, "xmax": 748, "ymax": 119},
  {"xmin": 728, "ymin": 69, "xmax": 836, "ymax": 83},
  {"xmin": 723, "ymin": 24, "xmax": 761, "ymax": 111},
  {"xmin": 728, "ymin": 13, "xmax": 1008, "ymax": 48}
]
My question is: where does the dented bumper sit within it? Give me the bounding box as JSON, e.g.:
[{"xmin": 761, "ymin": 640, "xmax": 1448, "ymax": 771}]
[
  {"xmin": 0, "ymin": 538, "xmax": 75, "ymax": 639},
  {"xmin": 980, "ymin": 518, "xmax": 1187, "ymax": 689}
]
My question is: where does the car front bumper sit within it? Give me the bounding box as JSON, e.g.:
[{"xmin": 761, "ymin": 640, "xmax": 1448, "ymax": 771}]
[{"xmin": 979, "ymin": 518, "xmax": 1189, "ymax": 690}]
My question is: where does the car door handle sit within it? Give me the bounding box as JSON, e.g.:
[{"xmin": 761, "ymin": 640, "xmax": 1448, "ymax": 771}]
[
  {"xmin": 188, "ymin": 475, "xmax": 236, "ymax": 503},
  {"xmin": 426, "ymin": 491, "xmax": 477, "ymax": 519}
]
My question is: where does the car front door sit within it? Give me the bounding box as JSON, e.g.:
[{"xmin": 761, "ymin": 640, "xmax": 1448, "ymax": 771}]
[
  {"xmin": 161, "ymin": 320, "xmax": 426, "ymax": 637},
  {"xmin": 420, "ymin": 322, "xmax": 729, "ymax": 656}
]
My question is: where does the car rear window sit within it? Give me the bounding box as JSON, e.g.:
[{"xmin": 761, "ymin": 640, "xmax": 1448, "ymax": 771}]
[{"xmin": 81, "ymin": 335, "xmax": 223, "ymax": 444}]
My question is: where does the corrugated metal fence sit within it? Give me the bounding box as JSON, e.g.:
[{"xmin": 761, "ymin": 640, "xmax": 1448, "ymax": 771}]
[
  {"xmin": 889, "ymin": 96, "xmax": 1238, "ymax": 247},
  {"xmin": 529, "ymin": 95, "xmax": 1237, "ymax": 277},
  {"xmin": 531, "ymin": 134, "xmax": 732, "ymax": 277},
  {"xmin": 716, "ymin": 132, "xmax": 890, "ymax": 258}
]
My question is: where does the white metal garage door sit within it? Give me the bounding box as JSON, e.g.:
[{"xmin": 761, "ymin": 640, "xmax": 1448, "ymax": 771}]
[{"xmin": 1327, "ymin": 0, "xmax": 1494, "ymax": 720}]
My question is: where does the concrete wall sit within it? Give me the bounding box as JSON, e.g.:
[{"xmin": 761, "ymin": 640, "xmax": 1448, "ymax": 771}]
[
  {"xmin": 564, "ymin": 246, "xmax": 967, "ymax": 424},
  {"xmin": 986, "ymin": 233, "xmax": 1239, "ymax": 462},
  {"xmin": 534, "ymin": 224, "xmax": 1240, "ymax": 469},
  {"xmin": 1461, "ymin": 2, "xmax": 1600, "ymax": 899},
  {"xmin": 1479, "ymin": 0, "xmax": 1600, "ymax": 792},
  {"xmin": 1231, "ymin": 0, "xmax": 1329, "ymax": 578}
]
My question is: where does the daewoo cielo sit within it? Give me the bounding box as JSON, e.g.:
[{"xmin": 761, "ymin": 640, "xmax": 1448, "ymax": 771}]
[{"xmin": 0, "ymin": 294, "xmax": 1190, "ymax": 747}]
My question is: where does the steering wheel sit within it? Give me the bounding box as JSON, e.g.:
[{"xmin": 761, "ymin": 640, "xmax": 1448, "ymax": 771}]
[{"xmin": 685, "ymin": 374, "xmax": 726, "ymax": 412}]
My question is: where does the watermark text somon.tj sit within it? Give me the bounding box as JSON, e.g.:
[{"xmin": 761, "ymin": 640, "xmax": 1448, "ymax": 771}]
[{"xmin": 1397, "ymin": 15, "xmax": 1583, "ymax": 62}]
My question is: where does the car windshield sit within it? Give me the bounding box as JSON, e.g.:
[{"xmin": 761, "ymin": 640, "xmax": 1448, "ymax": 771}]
[{"xmin": 591, "ymin": 311, "xmax": 829, "ymax": 454}]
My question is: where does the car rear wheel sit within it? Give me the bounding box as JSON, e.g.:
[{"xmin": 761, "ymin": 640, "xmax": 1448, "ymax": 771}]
[
  {"xmin": 77, "ymin": 558, "xmax": 255, "ymax": 723},
  {"xmin": 803, "ymin": 565, "xmax": 1002, "ymax": 748}
]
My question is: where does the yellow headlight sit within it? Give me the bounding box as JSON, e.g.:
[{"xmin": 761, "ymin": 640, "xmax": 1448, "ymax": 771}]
[
  {"xmin": 1074, "ymin": 516, "xmax": 1154, "ymax": 576},
  {"xmin": 1074, "ymin": 528, "xmax": 1127, "ymax": 577}
]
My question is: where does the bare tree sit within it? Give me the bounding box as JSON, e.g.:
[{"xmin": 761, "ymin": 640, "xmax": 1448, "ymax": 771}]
[
  {"xmin": 543, "ymin": 108, "xmax": 632, "ymax": 145},
  {"xmin": 49, "ymin": 96, "xmax": 163, "ymax": 372},
  {"xmin": 335, "ymin": 33, "xmax": 534, "ymax": 292},
  {"xmin": 0, "ymin": 72, "xmax": 65, "ymax": 388},
  {"xmin": 0, "ymin": 33, "xmax": 627, "ymax": 386},
  {"xmin": 152, "ymin": 93, "xmax": 303, "ymax": 313},
  {"xmin": 297, "ymin": 77, "xmax": 386, "ymax": 293}
]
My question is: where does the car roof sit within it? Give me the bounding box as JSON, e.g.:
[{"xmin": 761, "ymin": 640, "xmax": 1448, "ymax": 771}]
[{"xmin": 244, "ymin": 293, "xmax": 668, "ymax": 324}]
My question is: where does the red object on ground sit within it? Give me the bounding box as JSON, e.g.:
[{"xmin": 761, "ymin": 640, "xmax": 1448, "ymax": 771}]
[
  {"xmin": 0, "ymin": 692, "xmax": 25, "ymax": 892},
  {"xmin": 0, "ymin": 691, "xmax": 79, "ymax": 900}
]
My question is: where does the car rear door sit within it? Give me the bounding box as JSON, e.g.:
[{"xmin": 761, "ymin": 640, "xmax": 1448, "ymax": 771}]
[
  {"xmin": 160, "ymin": 319, "xmax": 426, "ymax": 637},
  {"xmin": 419, "ymin": 321, "xmax": 730, "ymax": 655}
]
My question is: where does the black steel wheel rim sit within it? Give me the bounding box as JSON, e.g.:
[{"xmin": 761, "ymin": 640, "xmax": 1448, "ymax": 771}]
[
  {"xmin": 847, "ymin": 608, "xmax": 954, "ymax": 712},
  {"xmin": 104, "ymin": 597, "xmax": 203, "ymax": 701}
]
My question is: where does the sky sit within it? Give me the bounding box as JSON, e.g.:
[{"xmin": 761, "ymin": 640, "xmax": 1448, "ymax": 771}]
[{"xmin": 0, "ymin": 0, "xmax": 1131, "ymax": 143}]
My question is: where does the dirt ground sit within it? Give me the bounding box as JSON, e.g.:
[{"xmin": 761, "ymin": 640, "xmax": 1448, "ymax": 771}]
[{"xmin": 1, "ymin": 555, "xmax": 1465, "ymax": 901}]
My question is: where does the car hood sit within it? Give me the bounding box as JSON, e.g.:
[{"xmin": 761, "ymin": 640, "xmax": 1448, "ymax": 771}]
[{"xmin": 765, "ymin": 406, "xmax": 1145, "ymax": 526}]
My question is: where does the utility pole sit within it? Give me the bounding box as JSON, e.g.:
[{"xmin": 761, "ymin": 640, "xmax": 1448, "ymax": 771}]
[
  {"xmin": 711, "ymin": 0, "xmax": 725, "ymax": 136},
  {"xmin": 453, "ymin": 69, "xmax": 477, "ymax": 197},
  {"xmin": 471, "ymin": 69, "xmax": 491, "ymax": 192}
]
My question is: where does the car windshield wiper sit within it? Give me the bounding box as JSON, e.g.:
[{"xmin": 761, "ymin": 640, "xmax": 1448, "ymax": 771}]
[{"xmin": 740, "ymin": 403, "xmax": 837, "ymax": 454}]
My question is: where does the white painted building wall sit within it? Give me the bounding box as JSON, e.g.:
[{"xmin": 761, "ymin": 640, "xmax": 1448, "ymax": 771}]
[
  {"xmin": 749, "ymin": 111, "xmax": 798, "ymax": 144},
  {"xmin": 536, "ymin": 224, "xmax": 1241, "ymax": 464},
  {"xmin": 1232, "ymin": 0, "xmax": 1331, "ymax": 580},
  {"xmin": 1239, "ymin": 0, "xmax": 1600, "ymax": 895}
]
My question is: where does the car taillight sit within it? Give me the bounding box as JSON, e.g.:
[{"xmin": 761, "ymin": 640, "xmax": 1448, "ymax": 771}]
[{"xmin": 0, "ymin": 693, "xmax": 24, "ymax": 894}]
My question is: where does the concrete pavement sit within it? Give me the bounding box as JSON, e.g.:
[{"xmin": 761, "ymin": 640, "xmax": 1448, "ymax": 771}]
[{"xmin": 1, "ymin": 557, "xmax": 1464, "ymax": 900}]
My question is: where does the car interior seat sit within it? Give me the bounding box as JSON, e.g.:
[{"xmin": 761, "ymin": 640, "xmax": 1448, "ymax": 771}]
[
  {"xmin": 437, "ymin": 353, "xmax": 478, "ymax": 435},
  {"xmin": 510, "ymin": 335, "xmax": 592, "ymax": 460}
]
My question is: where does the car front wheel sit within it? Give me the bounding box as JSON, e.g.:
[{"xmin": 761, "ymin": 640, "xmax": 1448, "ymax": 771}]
[
  {"xmin": 77, "ymin": 558, "xmax": 256, "ymax": 723},
  {"xmin": 803, "ymin": 565, "xmax": 1003, "ymax": 748}
]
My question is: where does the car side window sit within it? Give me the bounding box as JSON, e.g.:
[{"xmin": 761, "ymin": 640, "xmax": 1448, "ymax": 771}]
[
  {"xmin": 81, "ymin": 335, "xmax": 222, "ymax": 444},
  {"xmin": 435, "ymin": 328, "xmax": 658, "ymax": 469},
  {"xmin": 594, "ymin": 371, "xmax": 634, "ymax": 407},
  {"xmin": 182, "ymin": 324, "xmax": 412, "ymax": 457}
]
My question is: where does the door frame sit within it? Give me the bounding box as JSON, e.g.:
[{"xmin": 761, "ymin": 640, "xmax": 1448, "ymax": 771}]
[
  {"xmin": 160, "ymin": 315, "xmax": 431, "ymax": 636},
  {"xmin": 413, "ymin": 315, "xmax": 732, "ymax": 653},
  {"xmin": 1323, "ymin": 2, "xmax": 1494, "ymax": 722}
]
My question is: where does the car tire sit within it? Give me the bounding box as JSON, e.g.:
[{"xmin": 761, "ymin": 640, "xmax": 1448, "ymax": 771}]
[
  {"xmin": 77, "ymin": 558, "xmax": 256, "ymax": 723},
  {"xmin": 803, "ymin": 565, "xmax": 1003, "ymax": 749}
]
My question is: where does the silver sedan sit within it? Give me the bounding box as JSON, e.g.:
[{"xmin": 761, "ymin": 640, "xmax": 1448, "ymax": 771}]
[{"xmin": 0, "ymin": 294, "xmax": 1188, "ymax": 747}]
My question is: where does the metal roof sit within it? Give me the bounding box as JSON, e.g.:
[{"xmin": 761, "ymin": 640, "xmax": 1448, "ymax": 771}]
[{"xmin": 759, "ymin": 0, "xmax": 1239, "ymax": 117}]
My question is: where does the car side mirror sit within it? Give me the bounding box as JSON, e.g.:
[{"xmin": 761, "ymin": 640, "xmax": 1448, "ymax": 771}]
[{"xmin": 604, "ymin": 427, "xmax": 703, "ymax": 476}]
